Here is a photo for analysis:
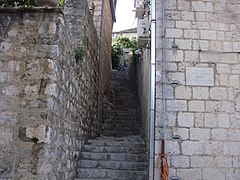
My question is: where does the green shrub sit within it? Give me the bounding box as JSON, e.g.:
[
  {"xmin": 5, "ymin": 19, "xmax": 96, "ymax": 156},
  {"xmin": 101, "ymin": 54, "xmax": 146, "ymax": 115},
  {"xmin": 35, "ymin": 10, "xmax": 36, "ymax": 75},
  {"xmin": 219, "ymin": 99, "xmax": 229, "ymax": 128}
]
[
  {"xmin": 111, "ymin": 43, "xmax": 123, "ymax": 69},
  {"xmin": 111, "ymin": 36, "xmax": 137, "ymax": 69},
  {"xmin": 58, "ymin": 0, "xmax": 64, "ymax": 7},
  {"xmin": 75, "ymin": 44, "xmax": 85, "ymax": 64}
]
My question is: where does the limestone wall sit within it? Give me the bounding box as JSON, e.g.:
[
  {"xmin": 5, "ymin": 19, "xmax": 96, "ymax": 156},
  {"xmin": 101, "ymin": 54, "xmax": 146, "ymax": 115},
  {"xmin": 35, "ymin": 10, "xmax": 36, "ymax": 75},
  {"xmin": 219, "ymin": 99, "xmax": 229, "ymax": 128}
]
[
  {"xmin": 100, "ymin": 0, "xmax": 113, "ymax": 123},
  {"xmin": 154, "ymin": 0, "xmax": 240, "ymax": 179},
  {"xmin": 0, "ymin": 6, "xmax": 99, "ymax": 179},
  {"xmin": 87, "ymin": 0, "xmax": 103, "ymax": 34},
  {"xmin": 87, "ymin": 0, "xmax": 113, "ymax": 127},
  {"xmin": 136, "ymin": 50, "xmax": 151, "ymax": 145}
]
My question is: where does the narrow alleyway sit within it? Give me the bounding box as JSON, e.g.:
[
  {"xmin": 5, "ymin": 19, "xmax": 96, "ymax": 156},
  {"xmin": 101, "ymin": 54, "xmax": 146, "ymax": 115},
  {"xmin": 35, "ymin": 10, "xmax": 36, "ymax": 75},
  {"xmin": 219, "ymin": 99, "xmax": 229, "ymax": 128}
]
[
  {"xmin": 104, "ymin": 68, "xmax": 142, "ymax": 137},
  {"xmin": 75, "ymin": 68, "xmax": 148, "ymax": 179}
]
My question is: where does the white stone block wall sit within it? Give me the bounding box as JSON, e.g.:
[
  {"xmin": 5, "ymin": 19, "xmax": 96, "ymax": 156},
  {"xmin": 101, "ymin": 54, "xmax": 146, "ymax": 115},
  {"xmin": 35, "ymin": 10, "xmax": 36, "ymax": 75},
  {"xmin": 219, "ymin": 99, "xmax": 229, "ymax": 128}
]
[{"xmin": 153, "ymin": 0, "xmax": 240, "ymax": 179}]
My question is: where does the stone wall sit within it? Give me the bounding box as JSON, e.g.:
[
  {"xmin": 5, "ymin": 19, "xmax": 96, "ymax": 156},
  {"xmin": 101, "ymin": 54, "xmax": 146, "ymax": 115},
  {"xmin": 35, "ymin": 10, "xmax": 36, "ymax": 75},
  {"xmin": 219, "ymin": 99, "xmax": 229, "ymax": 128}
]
[
  {"xmin": 100, "ymin": 0, "xmax": 113, "ymax": 124},
  {"xmin": 136, "ymin": 50, "xmax": 151, "ymax": 145},
  {"xmin": 0, "ymin": 6, "xmax": 99, "ymax": 179},
  {"xmin": 153, "ymin": 0, "xmax": 240, "ymax": 179},
  {"xmin": 87, "ymin": 0, "xmax": 113, "ymax": 128},
  {"xmin": 87, "ymin": 0, "xmax": 103, "ymax": 34}
]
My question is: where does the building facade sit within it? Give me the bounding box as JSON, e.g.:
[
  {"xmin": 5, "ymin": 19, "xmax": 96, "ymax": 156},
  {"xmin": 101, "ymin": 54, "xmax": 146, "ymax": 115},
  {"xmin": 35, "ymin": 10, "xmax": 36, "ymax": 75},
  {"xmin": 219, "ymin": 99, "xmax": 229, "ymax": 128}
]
[
  {"xmin": 0, "ymin": 0, "xmax": 115, "ymax": 179},
  {"xmin": 136, "ymin": 0, "xmax": 240, "ymax": 179},
  {"xmin": 87, "ymin": 0, "xmax": 116, "ymax": 129}
]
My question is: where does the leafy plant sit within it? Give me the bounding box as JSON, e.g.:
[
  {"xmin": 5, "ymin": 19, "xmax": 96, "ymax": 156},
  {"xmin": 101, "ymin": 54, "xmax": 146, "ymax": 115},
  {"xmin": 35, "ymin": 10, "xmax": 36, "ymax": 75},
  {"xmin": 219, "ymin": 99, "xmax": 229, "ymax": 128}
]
[
  {"xmin": 75, "ymin": 44, "xmax": 85, "ymax": 64},
  {"xmin": 58, "ymin": 0, "xmax": 64, "ymax": 7},
  {"xmin": 111, "ymin": 36, "xmax": 137, "ymax": 69},
  {"xmin": 111, "ymin": 43, "xmax": 123, "ymax": 69},
  {"xmin": 1, "ymin": 0, "xmax": 36, "ymax": 7},
  {"xmin": 1, "ymin": 0, "xmax": 65, "ymax": 7},
  {"xmin": 113, "ymin": 36, "xmax": 137, "ymax": 52}
]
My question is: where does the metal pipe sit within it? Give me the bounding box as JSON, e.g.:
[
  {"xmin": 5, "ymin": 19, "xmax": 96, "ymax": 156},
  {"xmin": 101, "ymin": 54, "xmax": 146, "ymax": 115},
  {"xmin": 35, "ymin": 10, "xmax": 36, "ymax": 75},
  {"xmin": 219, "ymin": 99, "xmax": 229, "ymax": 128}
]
[
  {"xmin": 109, "ymin": 0, "xmax": 116, "ymax": 24},
  {"xmin": 149, "ymin": 0, "xmax": 156, "ymax": 178},
  {"xmin": 97, "ymin": 0, "xmax": 105, "ymax": 136}
]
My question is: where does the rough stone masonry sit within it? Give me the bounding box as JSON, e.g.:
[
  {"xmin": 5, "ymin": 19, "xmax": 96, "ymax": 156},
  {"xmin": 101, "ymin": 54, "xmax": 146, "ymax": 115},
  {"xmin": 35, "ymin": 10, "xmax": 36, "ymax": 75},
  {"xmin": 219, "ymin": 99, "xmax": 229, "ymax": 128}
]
[
  {"xmin": 0, "ymin": 4, "xmax": 100, "ymax": 179},
  {"xmin": 137, "ymin": 0, "xmax": 240, "ymax": 179}
]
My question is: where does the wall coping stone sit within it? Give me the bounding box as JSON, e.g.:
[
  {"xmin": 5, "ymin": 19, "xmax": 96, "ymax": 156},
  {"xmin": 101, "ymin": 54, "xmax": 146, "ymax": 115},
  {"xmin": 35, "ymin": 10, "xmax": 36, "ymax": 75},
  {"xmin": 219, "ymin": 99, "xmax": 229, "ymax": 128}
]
[{"xmin": 0, "ymin": 7, "xmax": 63, "ymax": 14}]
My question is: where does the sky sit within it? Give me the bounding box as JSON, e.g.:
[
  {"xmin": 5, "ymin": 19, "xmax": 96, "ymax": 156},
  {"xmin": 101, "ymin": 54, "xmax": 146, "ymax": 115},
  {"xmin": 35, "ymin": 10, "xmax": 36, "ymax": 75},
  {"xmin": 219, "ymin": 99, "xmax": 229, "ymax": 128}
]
[{"xmin": 113, "ymin": 0, "xmax": 137, "ymax": 32}]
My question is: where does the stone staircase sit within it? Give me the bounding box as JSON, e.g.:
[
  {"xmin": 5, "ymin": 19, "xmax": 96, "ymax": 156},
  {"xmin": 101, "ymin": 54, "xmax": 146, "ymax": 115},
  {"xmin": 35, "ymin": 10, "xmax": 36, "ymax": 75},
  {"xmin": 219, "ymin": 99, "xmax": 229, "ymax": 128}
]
[
  {"xmin": 75, "ymin": 69, "xmax": 148, "ymax": 180},
  {"xmin": 103, "ymin": 69, "xmax": 143, "ymax": 137}
]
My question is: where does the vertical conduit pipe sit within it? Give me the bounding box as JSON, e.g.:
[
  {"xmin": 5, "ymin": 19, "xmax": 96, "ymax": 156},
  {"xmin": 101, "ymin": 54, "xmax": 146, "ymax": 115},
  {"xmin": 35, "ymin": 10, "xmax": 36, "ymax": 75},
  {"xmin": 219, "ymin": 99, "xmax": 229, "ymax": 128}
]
[
  {"xmin": 97, "ymin": 0, "xmax": 105, "ymax": 136},
  {"xmin": 149, "ymin": 0, "xmax": 156, "ymax": 179}
]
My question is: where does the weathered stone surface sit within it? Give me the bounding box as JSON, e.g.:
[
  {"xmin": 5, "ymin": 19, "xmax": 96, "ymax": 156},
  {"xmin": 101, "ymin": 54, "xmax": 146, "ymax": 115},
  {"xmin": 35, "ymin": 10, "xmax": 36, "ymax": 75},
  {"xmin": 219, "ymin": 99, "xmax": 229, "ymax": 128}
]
[
  {"xmin": 76, "ymin": 136, "xmax": 148, "ymax": 179},
  {"xmin": 137, "ymin": 0, "xmax": 240, "ymax": 179},
  {"xmin": 0, "ymin": 4, "xmax": 100, "ymax": 179}
]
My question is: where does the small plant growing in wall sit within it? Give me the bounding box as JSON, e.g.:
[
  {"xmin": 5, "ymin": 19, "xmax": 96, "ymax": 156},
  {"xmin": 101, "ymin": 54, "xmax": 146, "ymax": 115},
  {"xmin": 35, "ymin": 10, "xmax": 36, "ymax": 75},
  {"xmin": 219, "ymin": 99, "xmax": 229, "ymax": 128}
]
[
  {"xmin": 58, "ymin": 0, "xmax": 64, "ymax": 7},
  {"xmin": 75, "ymin": 43, "xmax": 85, "ymax": 64},
  {"xmin": 0, "ymin": 0, "xmax": 64, "ymax": 7},
  {"xmin": 1, "ymin": 0, "xmax": 35, "ymax": 7}
]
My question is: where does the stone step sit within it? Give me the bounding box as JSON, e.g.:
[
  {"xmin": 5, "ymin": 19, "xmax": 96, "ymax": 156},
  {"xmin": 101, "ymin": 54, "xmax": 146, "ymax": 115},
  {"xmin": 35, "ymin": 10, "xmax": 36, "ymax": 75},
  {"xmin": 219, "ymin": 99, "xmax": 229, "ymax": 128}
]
[
  {"xmin": 112, "ymin": 100, "xmax": 137, "ymax": 102},
  {"xmin": 75, "ymin": 179, "xmax": 110, "ymax": 180},
  {"xmin": 112, "ymin": 105, "xmax": 137, "ymax": 108},
  {"xmin": 81, "ymin": 152, "xmax": 147, "ymax": 162},
  {"xmin": 102, "ymin": 127, "xmax": 140, "ymax": 131},
  {"xmin": 113, "ymin": 95, "xmax": 137, "ymax": 98},
  {"xmin": 111, "ymin": 104, "xmax": 137, "ymax": 108},
  {"xmin": 77, "ymin": 168, "xmax": 148, "ymax": 179},
  {"xmin": 106, "ymin": 118, "xmax": 139, "ymax": 122},
  {"xmin": 103, "ymin": 125, "xmax": 142, "ymax": 130},
  {"xmin": 103, "ymin": 129, "xmax": 142, "ymax": 135},
  {"xmin": 112, "ymin": 89, "xmax": 136, "ymax": 93},
  {"xmin": 103, "ymin": 122, "xmax": 140, "ymax": 126},
  {"xmin": 112, "ymin": 96, "xmax": 137, "ymax": 99},
  {"xmin": 103, "ymin": 119, "xmax": 141, "ymax": 125},
  {"xmin": 111, "ymin": 114, "xmax": 139, "ymax": 117},
  {"xmin": 102, "ymin": 129, "xmax": 142, "ymax": 136},
  {"xmin": 107, "ymin": 114, "xmax": 140, "ymax": 117},
  {"xmin": 111, "ymin": 113, "xmax": 139, "ymax": 117},
  {"xmin": 111, "ymin": 109, "xmax": 138, "ymax": 113},
  {"xmin": 113, "ymin": 90, "xmax": 136, "ymax": 93},
  {"xmin": 103, "ymin": 131, "xmax": 141, "ymax": 137},
  {"xmin": 113, "ymin": 96, "xmax": 136, "ymax": 98},
  {"xmin": 78, "ymin": 160, "xmax": 147, "ymax": 171},
  {"xmin": 86, "ymin": 137, "xmax": 145, "ymax": 147},
  {"xmin": 75, "ymin": 70, "xmax": 147, "ymax": 179},
  {"xmin": 107, "ymin": 115, "xmax": 140, "ymax": 119},
  {"xmin": 105, "ymin": 119, "xmax": 140, "ymax": 123},
  {"xmin": 83, "ymin": 144, "xmax": 146, "ymax": 154},
  {"xmin": 104, "ymin": 119, "xmax": 140, "ymax": 123}
]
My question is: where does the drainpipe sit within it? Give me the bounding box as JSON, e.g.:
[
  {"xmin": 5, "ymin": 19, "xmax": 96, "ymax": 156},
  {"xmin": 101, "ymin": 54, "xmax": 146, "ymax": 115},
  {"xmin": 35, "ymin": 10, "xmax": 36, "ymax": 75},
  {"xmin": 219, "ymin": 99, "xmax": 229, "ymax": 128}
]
[
  {"xmin": 97, "ymin": 0, "xmax": 105, "ymax": 136},
  {"xmin": 149, "ymin": 0, "xmax": 156, "ymax": 179},
  {"xmin": 109, "ymin": 0, "xmax": 116, "ymax": 26}
]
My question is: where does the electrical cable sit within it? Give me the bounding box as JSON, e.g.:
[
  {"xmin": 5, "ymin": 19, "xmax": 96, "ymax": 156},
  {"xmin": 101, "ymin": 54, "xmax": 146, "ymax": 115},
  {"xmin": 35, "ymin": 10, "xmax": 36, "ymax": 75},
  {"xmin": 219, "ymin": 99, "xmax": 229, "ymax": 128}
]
[
  {"xmin": 157, "ymin": 140, "xmax": 169, "ymax": 180},
  {"xmin": 157, "ymin": 153, "xmax": 169, "ymax": 180}
]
